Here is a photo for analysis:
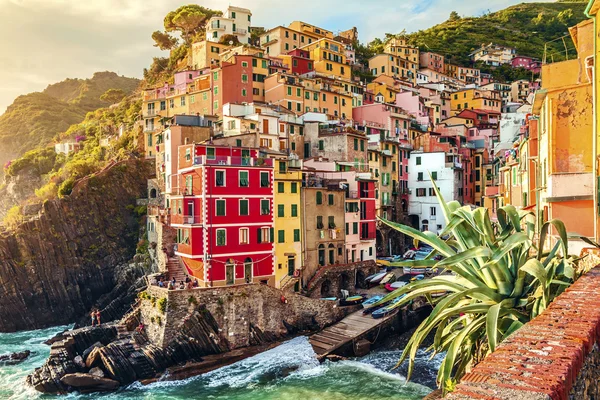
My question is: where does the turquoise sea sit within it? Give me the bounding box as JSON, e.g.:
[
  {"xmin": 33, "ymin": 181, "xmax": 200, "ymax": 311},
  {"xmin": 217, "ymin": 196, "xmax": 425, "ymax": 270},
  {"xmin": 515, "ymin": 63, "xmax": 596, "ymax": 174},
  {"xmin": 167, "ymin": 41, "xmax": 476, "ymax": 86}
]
[{"xmin": 0, "ymin": 325, "xmax": 439, "ymax": 400}]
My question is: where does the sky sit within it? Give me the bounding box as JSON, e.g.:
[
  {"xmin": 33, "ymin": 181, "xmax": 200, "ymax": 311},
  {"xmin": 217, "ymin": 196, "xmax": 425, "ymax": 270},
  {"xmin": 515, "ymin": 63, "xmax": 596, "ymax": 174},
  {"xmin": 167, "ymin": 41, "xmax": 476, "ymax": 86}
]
[{"xmin": 0, "ymin": 0, "xmax": 545, "ymax": 114}]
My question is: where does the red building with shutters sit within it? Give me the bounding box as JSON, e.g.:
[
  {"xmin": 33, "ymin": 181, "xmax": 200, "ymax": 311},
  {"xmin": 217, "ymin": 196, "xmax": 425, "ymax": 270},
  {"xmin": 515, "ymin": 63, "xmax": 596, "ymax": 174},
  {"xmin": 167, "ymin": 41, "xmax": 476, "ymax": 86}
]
[
  {"xmin": 170, "ymin": 144, "xmax": 275, "ymax": 287},
  {"xmin": 358, "ymin": 179, "xmax": 377, "ymax": 242}
]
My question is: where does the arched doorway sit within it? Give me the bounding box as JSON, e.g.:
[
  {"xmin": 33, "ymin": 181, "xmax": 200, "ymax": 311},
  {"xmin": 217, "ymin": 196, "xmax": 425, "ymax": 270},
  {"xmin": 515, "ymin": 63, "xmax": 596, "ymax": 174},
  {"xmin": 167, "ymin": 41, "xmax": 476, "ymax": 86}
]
[
  {"xmin": 421, "ymin": 219, "xmax": 429, "ymax": 232},
  {"xmin": 244, "ymin": 258, "xmax": 252, "ymax": 284},
  {"xmin": 321, "ymin": 279, "xmax": 332, "ymax": 297},
  {"xmin": 340, "ymin": 273, "xmax": 351, "ymax": 291},
  {"xmin": 150, "ymin": 188, "xmax": 157, "ymax": 199},
  {"xmin": 318, "ymin": 244, "xmax": 325, "ymax": 266},
  {"xmin": 328, "ymin": 244, "xmax": 335, "ymax": 265},
  {"xmin": 356, "ymin": 270, "xmax": 366, "ymax": 289}
]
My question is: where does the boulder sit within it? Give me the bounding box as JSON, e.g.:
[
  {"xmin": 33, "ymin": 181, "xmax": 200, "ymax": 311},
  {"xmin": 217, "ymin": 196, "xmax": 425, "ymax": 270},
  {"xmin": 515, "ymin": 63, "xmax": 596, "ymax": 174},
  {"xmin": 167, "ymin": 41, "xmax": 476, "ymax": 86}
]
[
  {"xmin": 82, "ymin": 342, "xmax": 103, "ymax": 362},
  {"xmin": 60, "ymin": 373, "xmax": 119, "ymax": 392},
  {"xmin": 85, "ymin": 347, "xmax": 103, "ymax": 369},
  {"xmin": 0, "ymin": 350, "xmax": 31, "ymax": 364},
  {"xmin": 88, "ymin": 367, "xmax": 105, "ymax": 378},
  {"xmin": 73, "ymin": 356, "xmax": 85, "ymax": 368}
]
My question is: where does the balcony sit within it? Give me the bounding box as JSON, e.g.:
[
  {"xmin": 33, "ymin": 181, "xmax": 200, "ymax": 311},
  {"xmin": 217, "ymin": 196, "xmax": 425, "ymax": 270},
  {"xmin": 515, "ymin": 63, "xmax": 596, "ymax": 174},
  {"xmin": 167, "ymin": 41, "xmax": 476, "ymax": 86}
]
[
  {"xmin": 193, "ymin": 155, "xmax": 274, "ymax": 167},
  {"xmin": 170, "ymin": 214, "xmax": 203, "ymax": 225},
  {"xmin": 233, "ymin": 27, "xmax": 247, "ymax": 35},
  {"xmin": 210, "ymin": 22, "xmax": 225, "ymax": 30},
  {"xmin": 346, "ymin": 190, "xmax": 359, "ymax": 199},
  {"xmin": 143, "ymin": 109, "xmax": 158, "ymax": 118}
]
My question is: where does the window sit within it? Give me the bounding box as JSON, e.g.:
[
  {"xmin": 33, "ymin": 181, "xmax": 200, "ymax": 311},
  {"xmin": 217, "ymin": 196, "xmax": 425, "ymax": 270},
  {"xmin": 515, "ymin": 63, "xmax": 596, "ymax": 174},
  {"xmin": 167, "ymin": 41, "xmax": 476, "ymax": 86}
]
[
  {"xmin": 241, "ymin": 74, "xmax": 248, "ymax": 83},
  {"xmin": 328, "ymin": 194, "xmax": 334, "ymax": 205},
  {"xmin": 240, "ymin": 199, "xmax": 249, "ymax": 216},
  {"xmin": 317, "ymin": 216, "xmax": 324, "ymax": 229},
  {"xmin": 431, "ymin": 207, "xmax": 436, "ymax": 216},
  {"xmin": 261, "ymin": 199, "xmax": 270, "ymax": 215},
  {"xmin": 353, "ymin": 222, "xmax": 358, "ymax": 234},
  {"xmin": 277, "ymin": 204, "xmax": 285, "ymax": 217},
  {"xmin": 242, "ymin": 88, "xmax": 247, "ymax": 97},
  {"xmin": 417, "ymin": 172, "xmax": 424, "ymax": 181},
  {"xmin": 290, "ymin": 182, "xmax": 298, "ymax": 193},
  {"xmin": 316, "ymin": 191, "xmax": 323, "ymax": 204},
  {"xmin": 278, "ymin": 230, "xmax": 285, "ymax": 243},
  {"xmin": 214, "ymin": 86, "xmax": 219, "ymax": 95},
  {"xmin": 328, "ymin": 216, "xmax": 336, "ymax": 229},
  {"xmin": 279, "ymin": 161, "xmax": 287, "ymax": 173},
  {"xmin": 319, "ymin": 140, "xmax": 324, "ymax": 150},
  {"xmin": 169, "ymin": 99, "xmax": 175, "ymax": 108},
  {"xmin": 476, "ymin": 185, "xmax": 481, "ymax": 193},
  {"xmin": 291, "ymin": 204, "xmax": 298, "ymax": 217},
  {"xmin": 354, "ymin": 138, "xmax": 358, "ymax": 150},
  {"xmin": 294, "ymin": 229, "xmax": 300, "ymax": 242},
  {"xmin": 416, "ymin": 188, "xmax": 427, "ymax": 197},
  {"xmin": 180, "ymin": 96, "xmax": 186, "ymax": 106},
  {"xmin": 239, "ymin": 228, "xmax": 249, "ymax": 244},
  {"xmin": 216, "ymin": 229, "xmax": 226, "ymax": 246},
  {"xmin": 260, "ymin": 172, "xmax": 269, "ymax": 187},
  {"xmin": 207, "ymin": 147, "xmax": 216, "ymax": 159},
  {"xmin": 216, "ymin": 170, "xmax": 225, "ymax": 187},
  {"xmin": 258, "ymin": 227, "xmax": 272, "ymax": 243},
  {"xmin": 429, "ymin": 188, "xmax": 435, "ymax": 196},
  {"xmin": 239, "ymin": 171, "xmax": 249, "ymax": 187},
  {"xmin": 216, "ymin": 200, "xmax": 226, "ymax": 216},
  {"xmin": 416, "ymin": 156, "xmax": 421, "ymax": 165},
  {"xmin": 431, "ymin": 171, "xmax": 438, "ymax": 180},
  {"xmin": 241, "ymin": 61, "xmax": 248, "ymax": 67}
]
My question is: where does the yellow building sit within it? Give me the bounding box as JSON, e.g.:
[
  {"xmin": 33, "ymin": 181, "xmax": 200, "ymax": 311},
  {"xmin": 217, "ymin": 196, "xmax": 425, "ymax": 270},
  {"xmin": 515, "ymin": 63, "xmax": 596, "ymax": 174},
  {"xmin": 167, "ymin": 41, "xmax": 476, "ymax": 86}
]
[
  {"xmin": 586, "ymin": 0, "xmax": 600, "ymax": 241},
  {"xmin": 533, "ymin": 18, "xmax": 595, "ymax": 246},
  {"xmin": 259, "ymin": 26, "xmax": 318, "ymax": 57},
  {"xmin": 288, "ymin": 21, "xmax": 334, "ymax": 40},
  {"xmin": 189, "ymin": 41, "xmax": 232, "ymax": 70},
  {"xmin": 366, "ymin": 81, "xmax": 401, "ymax": 104},
  {"xmin": 368, "ymin": 54, "xmax": 417, "ymax": 85},
  {"xmin": 383, "ymin": 38, "xmax": 419, "ymax": 65},
  {"xmin": 274, "ymin": 157, "xmax": 303, "ymax": 290},
  {"xmin": 300, "ymin": 38, "xmax": 352, "ymax": 81},
  {"xmin": 450, "ymin": 88, "xmax": 502, "ymax": 115}
]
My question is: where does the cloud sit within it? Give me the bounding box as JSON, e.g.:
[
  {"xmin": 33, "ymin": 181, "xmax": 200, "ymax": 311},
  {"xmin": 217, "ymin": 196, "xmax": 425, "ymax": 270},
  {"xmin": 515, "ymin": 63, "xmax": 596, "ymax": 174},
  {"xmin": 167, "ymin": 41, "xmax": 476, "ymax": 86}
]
[{"xmin": 0, "ymin": 0, "xmax": 544, "ymax": 114}]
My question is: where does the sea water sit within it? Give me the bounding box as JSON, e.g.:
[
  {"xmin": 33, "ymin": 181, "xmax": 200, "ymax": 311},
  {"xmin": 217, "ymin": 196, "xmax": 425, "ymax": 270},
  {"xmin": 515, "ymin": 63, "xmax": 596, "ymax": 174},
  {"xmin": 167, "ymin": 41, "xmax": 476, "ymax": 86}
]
[{"xmin": 0, "ymin": 326, "xmax": 440, "ymax": 400}]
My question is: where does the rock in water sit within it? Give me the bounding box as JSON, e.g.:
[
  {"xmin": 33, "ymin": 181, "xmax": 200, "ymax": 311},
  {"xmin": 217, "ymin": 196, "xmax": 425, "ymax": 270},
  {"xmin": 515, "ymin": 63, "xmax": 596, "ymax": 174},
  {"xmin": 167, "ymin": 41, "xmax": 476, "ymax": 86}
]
[
  {"xmin": 0, "ymin": 350, "xmax": 31, "ymax": 364},
  {"xmin": 82, "ymin": 342, "xmax": 103, "ymax": 363},
  {"xmin": 60, "ymin": 373, "xmax": 119, "ymax": 392}
]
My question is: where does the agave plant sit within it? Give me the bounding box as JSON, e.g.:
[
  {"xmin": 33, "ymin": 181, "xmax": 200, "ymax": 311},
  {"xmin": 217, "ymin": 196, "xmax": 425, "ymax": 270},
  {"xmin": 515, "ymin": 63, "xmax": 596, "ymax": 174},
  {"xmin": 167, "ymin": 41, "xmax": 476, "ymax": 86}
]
[{"xmin": 375, "ymin": 181, "xmax": 582, "ymax": 392}]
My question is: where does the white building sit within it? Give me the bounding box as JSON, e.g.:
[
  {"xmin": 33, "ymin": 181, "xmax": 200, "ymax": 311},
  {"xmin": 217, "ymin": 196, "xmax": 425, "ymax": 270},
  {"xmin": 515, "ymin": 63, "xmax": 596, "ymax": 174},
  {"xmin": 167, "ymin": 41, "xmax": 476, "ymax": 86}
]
[
  {"xmin": 408, "ymin": 151, "xmax": 463, "ymax": 233},
  {"xmin": 206, "ymin": 6, "xmax": 252, "ymax": 45},
  {"xmin": 54, "ymin": 141, "xmax": 83, "ymax": 156}
]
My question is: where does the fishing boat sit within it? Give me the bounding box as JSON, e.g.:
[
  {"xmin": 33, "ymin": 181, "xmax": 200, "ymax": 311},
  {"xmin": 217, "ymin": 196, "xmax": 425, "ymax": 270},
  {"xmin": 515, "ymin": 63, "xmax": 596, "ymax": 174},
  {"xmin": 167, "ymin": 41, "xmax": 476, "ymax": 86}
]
[
  {"xmin": 403, "ymin": 267, "xmax": 428, "ymax": 275},
  {"xmin": 320, "ymin": 297, "xmax": 337, "ymax": 301},
  {"xmin": 379, "ymin": 272, "xmax": 396, "ymax": 285},
  {"xmin": 372, "ymin": 295, "xmax": 406, "ymax": 319},
  {"xmin": 339, "ymin": 294, "xmax": 366, "ymax": 306},
  {"xmin": 367, "ymin": 272, "xmax": 387, "ymax": 284},
  {"xmin": 385, "ymin": 281, "xmax": 407, "ymax": 292},
  {"xmin": 361, "ymin": 294, "xmax": 384, "ymax": 308},
  {"xmin": 411, "ymin": 274, "xmax": 425, "ymax": 282}
]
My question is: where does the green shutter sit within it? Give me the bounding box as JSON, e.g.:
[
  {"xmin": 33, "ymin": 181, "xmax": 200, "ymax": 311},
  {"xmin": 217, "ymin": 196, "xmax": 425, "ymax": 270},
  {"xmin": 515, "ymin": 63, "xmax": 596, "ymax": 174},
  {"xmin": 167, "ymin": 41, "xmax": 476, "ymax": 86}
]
[
  {"xmin": 240, "ymin": 200, "xmax": 248, "ymax": 216},
  {"xmin": 257, "ymin": 228, "xmax": 262, "ymax": 243},
  {"xmin": 278, "ymin": 204, "xmax": 284, "ymax": 217},
  {"xmin": 316, "ymin": 191, "xmax": 322, "ymax": 204},
  {"xmin": 291, "ymin": 183, "xmax": 297, "ymax": 193},
  {"xmin": 294, "ymin": 229, "xmax": 300, "ymax": 242},
  {"xmin": 278, "ymin": 230, "xmax": 285, "ymax": 243},
  {"xmin": 270, "ymin": 227, "xmax": 274, "ymax": 243},
  {"xmin": 291, "ymin": 204, "xmax": 298, "ymax": 217}
]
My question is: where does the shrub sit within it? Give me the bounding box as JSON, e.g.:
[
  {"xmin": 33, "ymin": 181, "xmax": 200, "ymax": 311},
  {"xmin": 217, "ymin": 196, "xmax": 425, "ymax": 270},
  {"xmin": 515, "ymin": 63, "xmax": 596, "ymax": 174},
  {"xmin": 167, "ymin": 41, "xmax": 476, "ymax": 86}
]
[
  {"xmin": 57, "ymin": 177, "xmax": 75, "ymax": 197},
  {"xmin": 35, "ymin": 182, "xmax": 58, "ymax": 201},
  {"xmin": 3, "ymin": 206, "xmax": 23, "ymax": 229},
  {"xmin": 157, "ymin": 297, "xmax": 167, "ymax": 314}
]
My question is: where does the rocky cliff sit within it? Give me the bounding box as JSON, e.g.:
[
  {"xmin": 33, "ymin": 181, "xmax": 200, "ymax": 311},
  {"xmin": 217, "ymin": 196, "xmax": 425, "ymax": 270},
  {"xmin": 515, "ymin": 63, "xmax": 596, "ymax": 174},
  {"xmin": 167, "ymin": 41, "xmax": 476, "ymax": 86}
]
[{"xmin": 0, "ymin": 159, "xmax": 153, "ymax": 332}]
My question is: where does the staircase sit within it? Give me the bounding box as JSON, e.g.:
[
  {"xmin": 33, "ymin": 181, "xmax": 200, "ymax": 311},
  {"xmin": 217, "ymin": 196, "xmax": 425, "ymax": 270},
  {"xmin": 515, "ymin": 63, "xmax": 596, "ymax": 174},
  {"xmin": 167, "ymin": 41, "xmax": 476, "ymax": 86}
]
[{"xmin": 167, "ymin": 257, "xmax": 187, "ymax": 283}]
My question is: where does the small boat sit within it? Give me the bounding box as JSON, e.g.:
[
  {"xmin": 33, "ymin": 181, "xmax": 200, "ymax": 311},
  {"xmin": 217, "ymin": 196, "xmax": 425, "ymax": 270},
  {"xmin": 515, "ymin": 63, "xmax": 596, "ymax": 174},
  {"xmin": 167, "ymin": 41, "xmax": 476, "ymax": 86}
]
[
  {"xmin": 339, "ymin": 294, "xmax": 366, "ymax": 306},
  {"xmin": 362, "ymin": 295, "xmax": 385, "ymax": 308},
  {"xmin": 431, "ymin": 290, "xmax": 447, "ymax": 298},
  {"xmin": 364, "ymin": 272, "xmax": 381, "ymax": 282},
  {"xmin": 372, "ymin": 295, "xmax": 406, "ymax": 319},
  {"xmin": 368, "ymin": 272, "xmax": 387, "ymax": 284},
  {"xmin": 411, "ymin": 274, "xmax": 425, "ymax": 282},
  {"xmin": 320, "ymin": 297, "xmax": 337, "ymax": 301},
  {"xmin": 403, "ymin": 267, "xmax": 427, "ymax": 275},
  {"xmin": 379, "ymin": 272, "xmax": 396, "ymax": 285},
  {"xmin": 385, "ymin": 281, "xmax": 407, "ymax": 292}
]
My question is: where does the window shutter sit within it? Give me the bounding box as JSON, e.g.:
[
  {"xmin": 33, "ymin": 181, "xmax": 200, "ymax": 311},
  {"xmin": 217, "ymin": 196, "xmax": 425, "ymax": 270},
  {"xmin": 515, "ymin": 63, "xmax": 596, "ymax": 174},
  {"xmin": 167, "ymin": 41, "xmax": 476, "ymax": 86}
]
[
  {"xmin": 257, "ymin": 228, "xmax": 262, "ymax": 244},
  {"xmin": 270, "ymin": 228, "xmax": 274, "ymax": 243}
]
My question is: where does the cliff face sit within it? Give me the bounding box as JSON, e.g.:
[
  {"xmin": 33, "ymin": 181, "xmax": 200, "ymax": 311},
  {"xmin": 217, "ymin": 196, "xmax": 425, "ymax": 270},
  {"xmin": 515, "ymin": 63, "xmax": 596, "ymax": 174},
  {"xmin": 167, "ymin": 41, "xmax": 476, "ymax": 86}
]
[{"xmin": 0, "ymin": 159, "xmax": 153, "ymax": 332}]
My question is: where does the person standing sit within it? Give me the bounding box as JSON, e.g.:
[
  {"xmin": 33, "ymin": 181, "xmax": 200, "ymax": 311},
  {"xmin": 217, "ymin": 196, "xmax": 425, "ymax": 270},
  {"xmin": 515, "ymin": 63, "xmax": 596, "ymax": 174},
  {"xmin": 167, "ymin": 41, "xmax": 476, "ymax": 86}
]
[
  {"xmin": 90, "ymin": 310, "xmax": 97, "ymax": 327},
  {"xmin": 95, "ymin": 310, "xmax": 101, "ymax": 325}
]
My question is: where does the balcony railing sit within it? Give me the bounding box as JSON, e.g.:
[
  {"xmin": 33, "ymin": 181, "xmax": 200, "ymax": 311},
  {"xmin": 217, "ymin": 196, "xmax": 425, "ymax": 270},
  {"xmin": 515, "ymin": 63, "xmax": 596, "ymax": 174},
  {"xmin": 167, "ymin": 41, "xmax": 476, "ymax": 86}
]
[
  {"xmin": 170, "ymin": 214, "xmax": 203, "ymax": 225},
  {"xmin": 233, "ymin": 27, "xmax": 247, "ymax": 35},
  {"xmin": 193, "ymin": 155, "xmax": 274, "ymax": 167},
  {"xmin": 143, "ymin": 109, "xmax": 158, "ymax": 117}
]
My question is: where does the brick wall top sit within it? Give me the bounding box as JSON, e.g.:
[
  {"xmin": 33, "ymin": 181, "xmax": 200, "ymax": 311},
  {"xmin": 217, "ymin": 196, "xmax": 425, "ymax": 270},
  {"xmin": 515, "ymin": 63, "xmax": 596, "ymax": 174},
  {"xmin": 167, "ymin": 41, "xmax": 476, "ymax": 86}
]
[{"xmin": 447, "ymin": 267, "xmax": 600, "ymax": 400}]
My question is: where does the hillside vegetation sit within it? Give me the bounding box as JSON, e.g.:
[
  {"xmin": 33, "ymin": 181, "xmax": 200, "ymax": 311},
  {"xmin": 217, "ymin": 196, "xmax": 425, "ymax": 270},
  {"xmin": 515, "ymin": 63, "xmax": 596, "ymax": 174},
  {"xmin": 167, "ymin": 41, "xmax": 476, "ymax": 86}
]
[
  {"xmin": 0, "ymin": 72, "xmax": 139, "ymax": 173},
  {"xmin": 406, "ymin": 2, "xmax": 589, "ymax": 66}
]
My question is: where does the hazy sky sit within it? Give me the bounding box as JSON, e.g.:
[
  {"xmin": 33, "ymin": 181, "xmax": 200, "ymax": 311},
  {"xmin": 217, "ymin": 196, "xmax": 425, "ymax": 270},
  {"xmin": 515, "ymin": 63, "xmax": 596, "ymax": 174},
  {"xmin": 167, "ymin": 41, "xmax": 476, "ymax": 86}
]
[{"xmin": 0, "ymin": 0, "xmax": 543, "ymax": 113}]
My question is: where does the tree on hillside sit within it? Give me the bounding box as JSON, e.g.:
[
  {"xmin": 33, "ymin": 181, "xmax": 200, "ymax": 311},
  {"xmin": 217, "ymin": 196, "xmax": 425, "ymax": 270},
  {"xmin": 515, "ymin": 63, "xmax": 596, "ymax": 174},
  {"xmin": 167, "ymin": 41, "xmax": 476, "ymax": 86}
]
[
  {"xmin": 152, "ymin": 31, "xmax": 178, "ymax": 50},
  {"xmin": 100, "ymin": 89, "xmax": 126, "ymax": 104},
  {"xmin": 164, "ymin": 5, "xmax": 223, "ymax": 45},
  {"xmin": 250, "ymin": 27, "xmax": 266, "ymax": 46},
  {"xmin": 448, "ymin": 11, "xmax": 461, "ymax": 22}
]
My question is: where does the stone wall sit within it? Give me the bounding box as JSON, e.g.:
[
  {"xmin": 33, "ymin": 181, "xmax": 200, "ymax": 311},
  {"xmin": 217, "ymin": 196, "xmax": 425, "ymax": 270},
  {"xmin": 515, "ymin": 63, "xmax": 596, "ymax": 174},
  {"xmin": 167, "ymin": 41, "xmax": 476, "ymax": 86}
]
[
  {"xmin": 446, "ymin": 267, "xmax": 600, "ymax": 400},
  {"xmin": 141, "ymin": 283, "xmax": 351, "ymax": 349},
  {"xmin": 305, "ymin": 260, "xmax": 379, "ymax": 298}
]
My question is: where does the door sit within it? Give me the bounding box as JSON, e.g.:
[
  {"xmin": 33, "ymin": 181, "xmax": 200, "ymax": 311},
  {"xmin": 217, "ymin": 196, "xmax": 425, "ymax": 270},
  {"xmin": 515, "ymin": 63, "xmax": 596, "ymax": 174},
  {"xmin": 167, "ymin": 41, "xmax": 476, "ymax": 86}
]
[
  {"xmin": 263, "ymin": 119, "xmax": 269, "ymax": 134},
  {"xmin": 187, "ymin": 201, "xmax": 194, "ymax": 224},
  {"xmin": 304, "ymin": 143, "xmax": 311, "ymax": 158},
  {"xmin": 226, "ymin": 263, "xmax": 235, "ymax": 285},
  {"xmin": 287, "ymin": 257, "xmax": 295, "ymax": 276},
  {"xmin": 244, "ymin": 258, "xmax": 252, "ymax": 283}
]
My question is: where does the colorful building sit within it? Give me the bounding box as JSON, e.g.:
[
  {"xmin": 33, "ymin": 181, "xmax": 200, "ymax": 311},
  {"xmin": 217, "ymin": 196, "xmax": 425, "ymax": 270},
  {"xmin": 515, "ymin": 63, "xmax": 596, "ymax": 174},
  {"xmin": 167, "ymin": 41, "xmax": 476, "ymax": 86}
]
[
  {"xmin": 419, "ymin": 52, "xmax": 445, "ymax": 73},
  {"xmin": 450, "ymin": 88, "xmax": 502, "ymax": 115},
  {"xmin": 206, "ymin": 6, "xmax": 252, "ymax": 44},
  {"xmin": 470, "ymin": 43, "xmax": 516, "ymax": 66},
  {"xmin": 171, "ymin": 145, "xmax": 275, "ymax": 287}
]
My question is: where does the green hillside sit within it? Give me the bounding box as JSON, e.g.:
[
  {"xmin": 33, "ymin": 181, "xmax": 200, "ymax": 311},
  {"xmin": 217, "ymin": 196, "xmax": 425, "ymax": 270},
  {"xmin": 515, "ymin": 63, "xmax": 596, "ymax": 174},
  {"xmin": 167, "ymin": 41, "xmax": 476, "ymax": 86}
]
[
  {"xmin": 406, "ymin": 1, "xmax": 589, "ymax": 66},
  {"xmin": 0, "ymin": 72, "xmax": 140, "ymax": 173}
]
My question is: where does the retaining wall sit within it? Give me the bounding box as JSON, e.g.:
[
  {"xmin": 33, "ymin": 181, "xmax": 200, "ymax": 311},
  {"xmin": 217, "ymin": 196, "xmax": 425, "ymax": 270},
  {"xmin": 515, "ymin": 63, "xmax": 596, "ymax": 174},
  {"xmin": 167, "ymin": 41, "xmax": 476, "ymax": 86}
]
[{"xmin": 447, "ymin": 267, "xmax": 600, "ymax": 400}]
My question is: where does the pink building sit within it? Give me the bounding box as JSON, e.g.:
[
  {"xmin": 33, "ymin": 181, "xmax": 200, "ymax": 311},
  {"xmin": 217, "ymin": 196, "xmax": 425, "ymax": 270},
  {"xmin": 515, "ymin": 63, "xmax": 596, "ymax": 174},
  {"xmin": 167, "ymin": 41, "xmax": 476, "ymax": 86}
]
[
  {"xmin": 511, "ymin": 56, "xmax": 541, "ymax": 74},
  {"xmin": 352, "ymin": 103, "xmax": 412, "ymax": 139},
  {"xmin": 395, "ymin": 91, "xmax": 430, "ymax": 128},
  {"xmin": 419, "ymin": 52, "xmax": 445, "ymax": 73}
]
